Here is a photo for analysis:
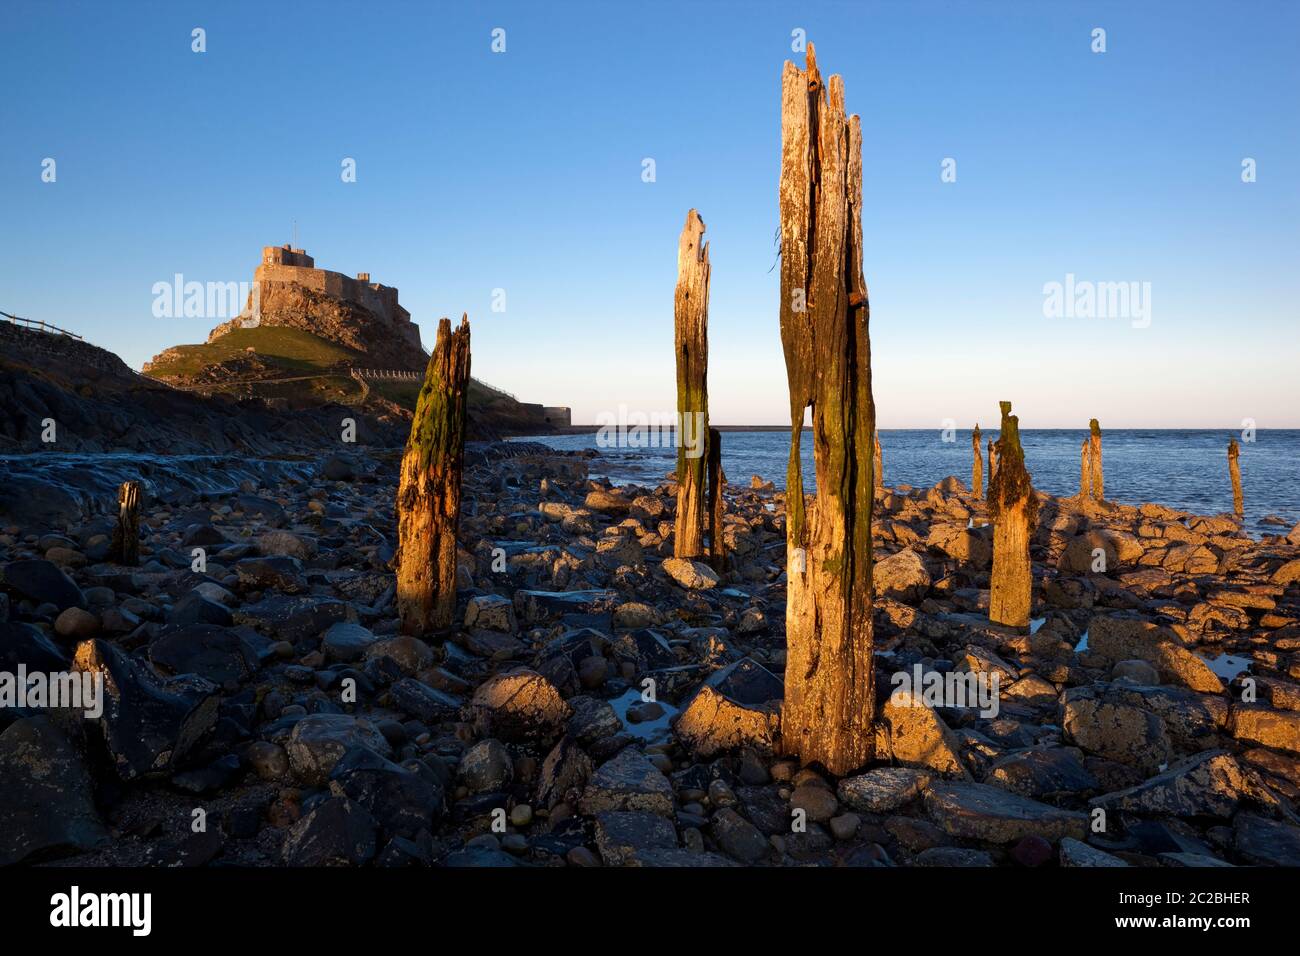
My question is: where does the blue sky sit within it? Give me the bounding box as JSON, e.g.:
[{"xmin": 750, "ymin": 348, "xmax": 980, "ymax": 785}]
[{"xmin": 2, "ymin": 0, "xmax": 1297, "ymax": 427}]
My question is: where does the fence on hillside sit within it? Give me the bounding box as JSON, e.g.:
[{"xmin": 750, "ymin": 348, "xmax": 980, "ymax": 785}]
[{"xmin": 1, "ymin": 310, "xmax": 84, "ymax": 340}]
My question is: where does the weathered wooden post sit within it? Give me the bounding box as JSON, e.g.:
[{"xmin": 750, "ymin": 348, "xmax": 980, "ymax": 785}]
[
  {"xmin": 1089, "ymin": 418, "xmax": 1103, "ymax": 500},
  {"xmin": 396, "ymin": 315, "xmax": 470, "ymax": 634},
  {"xmin": 1079, "ymin": 438, "xmax": 1092, "ymax": 499},
  {"xmin": 988, "ymin": 438, "xmax": 998, "ymax": 484},
  {"xmin": 778, "ymin": 45, "xmax": 876, "ymax": 775},
  {"xmin": 707, "ymin": 427, "xmax": 726, "ymax": 572},
  {"xmin": 111, "ymin": 480, "xmax": 141, "ymax": 565},
  {"xmin": 673, "ymin": 209, "xmax": 710, "ymax": 560},
  {"xmin": 1228, "ymin": 437, "xmax": 1243, "ymax": 518},
  {"xmin": 873, "ymin": 431, "xmax": 883, "ymax": 496},
  {"xmin": 971, "ymin": 423, "xmax": 983, "ymax": 498},
  {"xmin": 988, "ymin": 401, "xmax": 1036, "ymax": 628}
]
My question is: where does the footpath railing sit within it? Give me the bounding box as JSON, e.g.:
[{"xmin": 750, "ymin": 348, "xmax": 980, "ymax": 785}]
[
  {"xmin": 1, "ymin": 310, "xmax": 84, "ymax": 340},
  {"xmin": 352, "ymin": 368, "xmax": 421, "ymax": 381}
]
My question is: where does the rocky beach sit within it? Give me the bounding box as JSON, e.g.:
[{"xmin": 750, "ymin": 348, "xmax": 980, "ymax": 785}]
[{"xmin": 3, "ymin": 436, "xmax": 1300, "ymax": 869}]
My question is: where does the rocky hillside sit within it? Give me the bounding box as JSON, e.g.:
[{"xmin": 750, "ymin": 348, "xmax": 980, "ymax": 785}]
[{"xmin": 1, "ymin": 323, "xmax": 405, "ymax": 456}]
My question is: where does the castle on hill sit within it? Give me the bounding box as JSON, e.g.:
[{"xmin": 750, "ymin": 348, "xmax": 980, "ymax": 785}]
[
  {"xmin": 219, "ymin": 243, "xmax": 427, "ymax": 370},
  {"xmin": 254, "ymin": 244, "xmax": 410, "ymax": 331}
]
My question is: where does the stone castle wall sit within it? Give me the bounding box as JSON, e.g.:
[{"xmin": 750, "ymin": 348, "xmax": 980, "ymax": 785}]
[{"xmin": 252, "ymin": 245, "xmax": 410, "ymax": 327}]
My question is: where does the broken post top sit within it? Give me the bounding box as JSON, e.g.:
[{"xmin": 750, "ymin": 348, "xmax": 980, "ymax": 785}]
[
  {"xmin": 408, "ymin": 313, "xmax": 471, "ymax": 473},
  {"xmin": 1229, "ymin": 438, "xmax": 1240, "ymax": 458},
  {"xmin": 972, "ymin": 423, "xmax": 981, "ymax": 442},
  {"xmin": 989, "ymin": 400, "xmax": 1033, "ymax": 516},
  {"xmin": 677, "ymin": 209, "xmax": 709, "ymax": 280},
  {"xmin": 1090, "ymin": 418, "xmax": 1101, "ymax": 437}
]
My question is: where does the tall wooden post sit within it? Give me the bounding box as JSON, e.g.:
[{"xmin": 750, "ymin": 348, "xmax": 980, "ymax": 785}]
[
  {"xmin": 988, "ymin": 401, "xmax": 1036, "ymax": 629},
  {"xmin": 1089, "ymin": 418, "xmax": 1103, "ymax": 500},
  {"xmin": 1228, "ymin": 438, "xmax": 1243, "ymax": 518},
  {"xmin": 1079, "ymin": 438, "xmax": 1092, "ymax": 499},
  {"xmin": 971, "ymin": 423, "xmax": 983, "ymax": 498},
  {"xmin": 111, "ymin": 480, "xmax": 141, "ymax": 565},
  {"xmin": 707, "ymin": 427, "xmax": 726, "ymax": 572},
  {"xmin": 673, "ymin": 209, "xmax": 710, "ymax": 560},
  {"xmin": 778, "ymin": 45, "xmax": 876, "ymax": 775},
  {"xmin": 396, "ymin": 315, "xmax": 470, "ymax": 634}
]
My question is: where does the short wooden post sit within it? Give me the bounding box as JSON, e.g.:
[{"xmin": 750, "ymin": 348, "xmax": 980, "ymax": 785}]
[
  {"xmin": 707, "ymin": 427, "xmax": 726, "ymax": 572},
  {"xmin": 988, "ymin": 401, "xmax": 1036, "ymax": 629},
  {"xmin": 396, "ymin": 315, "xmax": 470, "ymax": 634},
  {"xmin": 1089, "ymin": 419, "xmax": 1103, "ymax": 500},
  {"xmin": 111, "ymin": 480, "xmax": 141, "ymax": 565},
  {"xmin": 971, "ymin": 423, "xmax": 983, "ymax": 497},
  {"xmin": 1228, "ymin": 438, "xmax": 1243, "ymax": 518}
]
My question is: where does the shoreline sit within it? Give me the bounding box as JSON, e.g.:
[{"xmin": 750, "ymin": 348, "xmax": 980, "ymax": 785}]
[{"xmin": 1, "ymin": 439, "xmax": 1299, "ymax": 868}]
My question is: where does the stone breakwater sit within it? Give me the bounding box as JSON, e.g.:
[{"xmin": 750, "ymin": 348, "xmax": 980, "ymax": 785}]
[{"xmin": 2, "ymin": 442, "xmax": 1300, "ymax": 868}]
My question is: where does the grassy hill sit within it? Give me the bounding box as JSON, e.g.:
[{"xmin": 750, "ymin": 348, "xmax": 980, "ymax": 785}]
[
  {"xmin": 143, "ymin": 325, "xmax": 553, "ymax": 436},
  {"xmin": 144, "ymin": 326, "xmax": 362, "ymax": 378}
]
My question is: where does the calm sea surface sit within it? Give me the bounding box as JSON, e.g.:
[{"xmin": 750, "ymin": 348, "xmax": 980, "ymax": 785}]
[{"xmin": 516, "ymin": 429, "xmax": 1300, "ymax": 534}]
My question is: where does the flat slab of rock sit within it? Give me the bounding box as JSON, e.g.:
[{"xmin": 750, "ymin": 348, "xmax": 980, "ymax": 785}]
[
  {"xmin": 514, "ymin": 589, "xmax": 618, "ymax": 624},
  {"xmin": 464, "ymin": 594, "xmax": 518, "ymax": 633},
  {"xmin": 389, "ymin": 678, "xmax": 462, "ymax": 724},
  {"xmin": 838, "ymin": 767, "xmax": 932, "ymax": 813},
  {"xmin": 1086, "ymin": 616, "xmax": 1223, "ymax": 693},
  {"xmin": 1233, "ymin": 812, "xmax": 1300, "ymax": 866},
  {"xmin": 1230, "ymin": 705, "xmax": 1300, "ymax": 755},
  {"xmin": 1061, "ymin": 688, "xmax": 1171, "ymax": 774},
  {"xmin": 985, "ymin": 747, "xmax": 1099, "ymax": 800},
  {"xmin": 233, "ymin": 595, "xmax": 352, "ymax": 643},
  {"xmin": 0, "ymin": 716, "xmax": 109, "ymax": 866},
  {"xmin": 662, "ymin": 557, "xmax": 719, "ymax": 590},
  {"xmin": 578, "ymin": 747, "xmax": 674, "ymax": 817},
  {"xmin": 593, "ymin": 810, "xmax": 678, "ymax": 865},
  {"xmin": 925, "ymin": 781, "xmax": 1088, "ymax": 843},
  {"xmin": 1089, "ymin": 750, "xmax": 1271, "ymax": 820},
  {"xmin": 0, "ymin": 558, "xmax": 84, "ymax": 611},
  {"xmin": 1059, "ymin": 836, "xmax": 1129, "ymax": 867}
]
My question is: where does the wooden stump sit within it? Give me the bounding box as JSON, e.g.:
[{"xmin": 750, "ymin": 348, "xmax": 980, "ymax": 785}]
[
  {"xmin": 777, "ymin": 45, "xmax": 876, "ymax": 775},
  {"xmin": 971, "ymin": 423, "xmax": 983, "ymax": 498},
  {"xmin": 988, "ymin": 401, "xmax": 1036, "ymax": 629},
  {"xmin": 1228, "ymin": 438, "xmax": 1243, "ymax": 518},
  {"xmin": 707, "ymin": 427, "xmax": 726, "ymax": 572},
  {"xmin": 1079, "ymin": 438, "xmax": 1092, "ymax": 499},
  {"xmin": 111, "ymin": 480, "xmax": 141, "ymax": 566},
  {"xmin": 988, "ymin": 439, "xmax": 998, "ymax": 484},
  {"xmin": 1089, "ymin": 418, "xmax": 1103, "ymax": 500},
  {"xmin": 396, "ymin": 315, "xmax": 470, "ymax": 635},
  {"xmin": 673, "ymin": 209, "xmax": 710, "ymax": 560}
]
